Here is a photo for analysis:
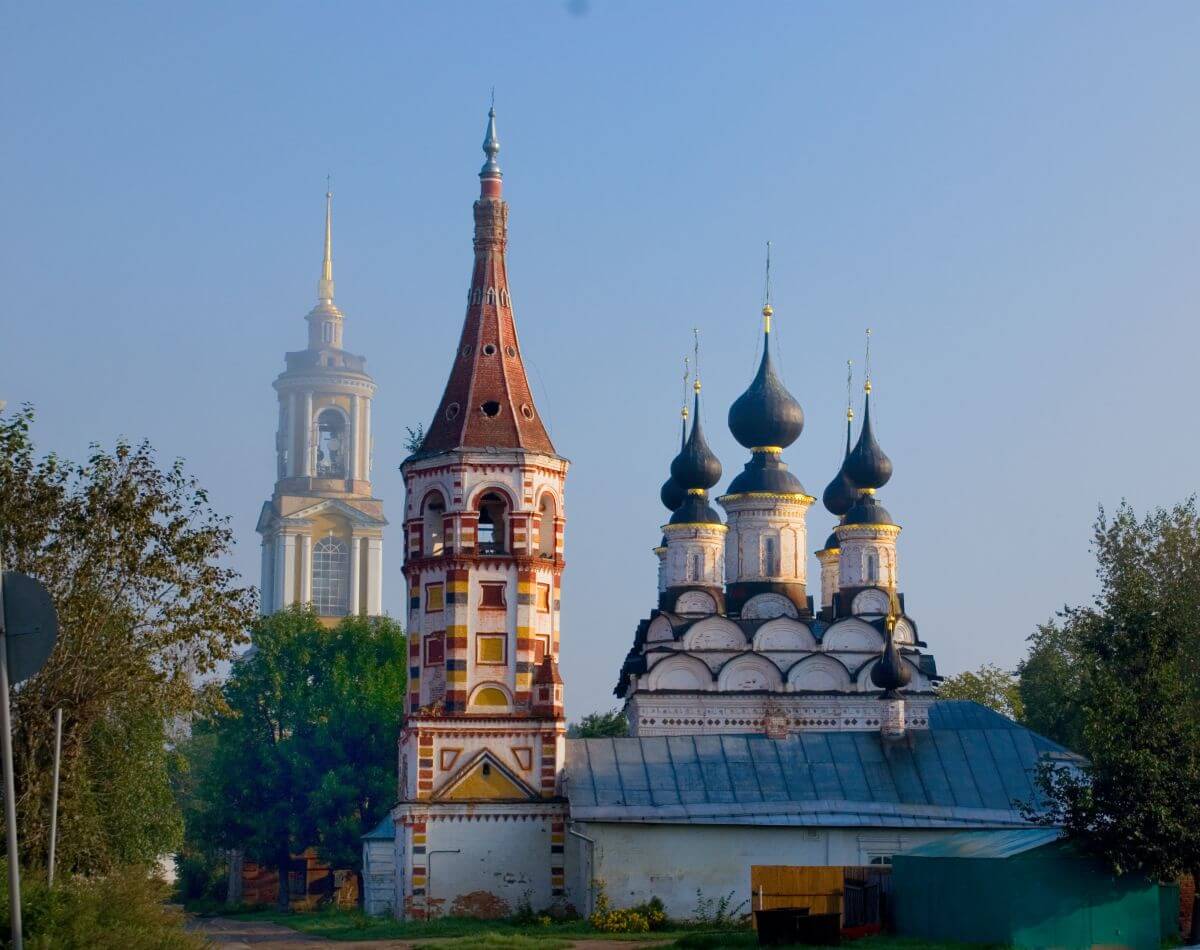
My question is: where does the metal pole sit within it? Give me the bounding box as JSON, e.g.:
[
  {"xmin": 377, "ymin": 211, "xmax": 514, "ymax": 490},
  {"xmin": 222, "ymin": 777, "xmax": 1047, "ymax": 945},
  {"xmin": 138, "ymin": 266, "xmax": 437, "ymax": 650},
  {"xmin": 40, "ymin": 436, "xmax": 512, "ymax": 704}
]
[
  {"xmin": 47, "ymin": 708, "xmax": 61, "ymax": 887},
  {"xmin": 0, "ymin": 565, "xmax": 24, "ymax": 949}
]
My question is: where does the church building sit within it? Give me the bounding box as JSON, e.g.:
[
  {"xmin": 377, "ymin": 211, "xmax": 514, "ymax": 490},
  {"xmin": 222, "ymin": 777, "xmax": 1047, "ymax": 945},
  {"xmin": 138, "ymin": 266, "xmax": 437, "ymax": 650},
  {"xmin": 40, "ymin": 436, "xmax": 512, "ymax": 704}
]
[
  {"xmin": 365, "ymin": 108, "xmax": 1078, "ymax": 921},
  {"xmin": 256, "ymin": 190, "xmax": 387, "ymax": 620}
]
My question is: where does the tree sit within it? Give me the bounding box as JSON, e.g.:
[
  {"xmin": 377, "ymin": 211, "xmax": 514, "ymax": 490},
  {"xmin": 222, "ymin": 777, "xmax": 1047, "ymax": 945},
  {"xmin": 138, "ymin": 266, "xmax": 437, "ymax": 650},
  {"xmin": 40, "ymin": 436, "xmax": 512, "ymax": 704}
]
[
  {"xmin": 569, "ymin": 709, "xmax": 629, "ymax": 738},
  {"xmin": 0, "ymin": 405, "xmax": 255, "ymax": 872},
  {"xmin": 196, "ymin": 608, "xmax": 405, "ymax": 908},
  {"xmin": 937, "ymin": 663, "xmax": 1024, "ymax": 720},
  {"xmin": 1028, "ymin": 501, "xmax": 1200, "ymax": 940},
  {"xmin": 1017, "ymin": 620, "xmax": 1087, "ymax": 750}
]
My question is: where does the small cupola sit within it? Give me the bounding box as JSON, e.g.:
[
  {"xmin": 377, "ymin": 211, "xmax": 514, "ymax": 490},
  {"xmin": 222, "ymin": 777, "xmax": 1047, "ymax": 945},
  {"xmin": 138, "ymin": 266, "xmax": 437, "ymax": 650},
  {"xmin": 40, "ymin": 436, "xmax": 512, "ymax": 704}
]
[{"xmin": 669, "ymin": 383, "xmax": 724, "ymax": 526}]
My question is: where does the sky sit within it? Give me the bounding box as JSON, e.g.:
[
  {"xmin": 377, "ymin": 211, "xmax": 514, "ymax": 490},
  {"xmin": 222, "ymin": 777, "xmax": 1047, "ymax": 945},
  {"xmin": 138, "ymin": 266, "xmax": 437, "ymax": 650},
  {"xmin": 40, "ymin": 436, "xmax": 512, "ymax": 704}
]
[{"xmin": 3, "ymin": 2, "xmax": 1199, "ymax": 718}]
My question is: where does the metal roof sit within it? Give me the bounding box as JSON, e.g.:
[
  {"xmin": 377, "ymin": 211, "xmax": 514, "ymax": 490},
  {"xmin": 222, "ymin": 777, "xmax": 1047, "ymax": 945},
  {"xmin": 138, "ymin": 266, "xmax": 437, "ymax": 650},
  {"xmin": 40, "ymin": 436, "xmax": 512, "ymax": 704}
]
[
  {"xmin": 899, "ymin": 827, "xmax": 1062, "ymax": 859},
  {"xmin": 361, "ymin": 814, "xmax": 395, "ymax": 841},
  {"xmin": 565, "ymin": 701, "xmax": 1077, "ymax": 829}
]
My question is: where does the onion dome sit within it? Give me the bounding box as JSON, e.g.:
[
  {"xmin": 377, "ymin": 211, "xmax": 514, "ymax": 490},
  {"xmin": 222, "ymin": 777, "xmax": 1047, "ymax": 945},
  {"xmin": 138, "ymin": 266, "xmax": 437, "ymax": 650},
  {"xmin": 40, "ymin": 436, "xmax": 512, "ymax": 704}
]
[
  {"xmin": 871, "ymin": 621, "xmax": 912, "ymax": 696},
  {"xmin": 822, "ymin": 414, "xmax": 857, "ymax": 517},
  {"xmin": 726, "ymin": 449, "xmax": 806, "ymax": 495},
  {"xmin": 668, "ymin": 385, "xmax": 724, "ymax": 526},
  {"xmin": 728, "ymin": 309, "xmax": 804, "ymax": 450},
  {"xmin": 821, "ymin": 532, "xmax": 840, "ymax": 552},
  {"xmin": 842, "ymin": 493, "xmax": 895, "ymax": 527},
  {"xmin": 660, "ymin": 476, "xmax": 685, "ymax": 512},
  {"xmin": 670, "ymin": 387, "xmax": 721, "ymax": 492},
  {"xmin": 844, "ymin": 387, "xmax": 892, "ymax": 492},
  {"xmin": 660, "ymin": 409, "xmax": 689, "ymax": 512}
]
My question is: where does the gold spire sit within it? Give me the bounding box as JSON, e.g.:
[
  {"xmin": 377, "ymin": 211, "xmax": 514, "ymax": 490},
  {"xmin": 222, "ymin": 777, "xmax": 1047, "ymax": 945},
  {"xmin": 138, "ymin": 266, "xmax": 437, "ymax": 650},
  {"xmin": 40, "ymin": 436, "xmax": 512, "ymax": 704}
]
[
  {"xmin": 846, "ymin": 359, "xmax": 855, "ymax": 422},
  {"xmin": 762, "ymin": 241, "xmax": 773, "ymax": 334},
  {"xmin": 864, "ymin": 328, "xmax": 872, "ymax": 394},
  {"xmin": 692, "ymin": 327, "xmax": 702, "ymax": 392},
  {"xmin": 318, "ymin": 182, "xmax": 334, "ymax": 303}
]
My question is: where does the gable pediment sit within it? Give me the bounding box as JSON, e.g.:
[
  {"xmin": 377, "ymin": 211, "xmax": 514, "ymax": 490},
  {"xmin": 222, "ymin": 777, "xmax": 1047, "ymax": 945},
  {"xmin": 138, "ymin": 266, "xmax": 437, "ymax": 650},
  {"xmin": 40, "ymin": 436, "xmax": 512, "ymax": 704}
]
[{"xmin": 433, "ymin": 749, "xmax": 540, "ymax": 802}]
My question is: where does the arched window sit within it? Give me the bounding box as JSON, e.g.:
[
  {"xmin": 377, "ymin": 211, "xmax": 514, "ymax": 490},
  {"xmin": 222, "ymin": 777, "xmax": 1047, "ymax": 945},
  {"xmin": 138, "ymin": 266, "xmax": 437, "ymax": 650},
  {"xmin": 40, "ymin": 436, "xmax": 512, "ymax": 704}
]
[
  {"xmin": 689, "ymin": 552, "xmax": 702, "ymax": 582},
  {"xmin": 423, "ymin": 492, "xmax": 446, "ymax": 556},
  {"xmin": 537, "ymin": 494, "xmax": 556, "ymax": 558},
  {"xmin": 485, "ymin": 287, "xmax": 498, "ymax": 306},
  {"xmin": 315, "ymin": 409, "xmax": 347, "ymax": 477},
  {"xmin": 312, "ymin": 536, "xmax": 349, "ymax": 615},
  {"xmin": 477, "ymin": 492, "xmax": 508, "ymax": 555},
  {"xmin": 322, "ymin": 321, "xmax": 334, "ymax": 344},
  {"xmin": 866, "ymin": 551, "xmax": 879, "ymax": 584},
  {"xmin": 761, "ymin": 535, "xmax": 779, "ymax": 577}
]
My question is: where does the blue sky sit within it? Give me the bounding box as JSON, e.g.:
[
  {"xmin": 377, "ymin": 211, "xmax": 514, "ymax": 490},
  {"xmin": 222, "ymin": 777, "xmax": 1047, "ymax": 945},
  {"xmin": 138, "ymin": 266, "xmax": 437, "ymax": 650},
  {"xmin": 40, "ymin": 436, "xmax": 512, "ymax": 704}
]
[{"xmin": 4, "ymin": 2, "xmax": 1199, "ymax": 717}]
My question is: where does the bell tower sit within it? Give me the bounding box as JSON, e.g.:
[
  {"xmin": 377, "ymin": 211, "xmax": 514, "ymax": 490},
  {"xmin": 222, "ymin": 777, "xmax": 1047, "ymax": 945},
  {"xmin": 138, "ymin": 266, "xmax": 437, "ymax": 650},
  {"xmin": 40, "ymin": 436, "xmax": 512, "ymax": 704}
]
[
  {"xmin": 256, "ymin": 189, "xmax": 387, "ymax": 620},
  {"xmin": 392, "ymin": 107, "xmax": 569, "ymax": 919}
]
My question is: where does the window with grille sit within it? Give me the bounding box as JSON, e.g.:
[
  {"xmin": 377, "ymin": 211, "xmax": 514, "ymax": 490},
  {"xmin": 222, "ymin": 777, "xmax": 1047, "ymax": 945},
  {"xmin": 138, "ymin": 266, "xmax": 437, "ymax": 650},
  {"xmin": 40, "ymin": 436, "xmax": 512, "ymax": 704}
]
[{"xmin": 312, "ymin": 536, "xmax": 349, "ymax": 615}]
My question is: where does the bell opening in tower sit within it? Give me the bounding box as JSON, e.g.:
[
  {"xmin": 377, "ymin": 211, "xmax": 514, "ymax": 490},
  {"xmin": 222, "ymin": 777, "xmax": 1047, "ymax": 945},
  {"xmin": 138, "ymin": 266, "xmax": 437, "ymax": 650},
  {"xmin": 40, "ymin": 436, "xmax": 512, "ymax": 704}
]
[
  {"xmin": 316, "ymin": 409, "xmax": 347, "ymax": 477},
  {"xmin": 477, "ymin": 492, "xmax": 508, "ymax": 555},
  {"xmin": 423, "ymin": 491, "xmax": 446, "ymax": 556}
]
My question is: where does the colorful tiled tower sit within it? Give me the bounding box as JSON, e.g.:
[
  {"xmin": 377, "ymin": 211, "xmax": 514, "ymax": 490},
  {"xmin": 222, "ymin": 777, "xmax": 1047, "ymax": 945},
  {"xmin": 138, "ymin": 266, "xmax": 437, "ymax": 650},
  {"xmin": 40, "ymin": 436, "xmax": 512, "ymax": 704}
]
[{"xmin": 391, "ymin": 107, "xmax": 569, "ymax": 919}]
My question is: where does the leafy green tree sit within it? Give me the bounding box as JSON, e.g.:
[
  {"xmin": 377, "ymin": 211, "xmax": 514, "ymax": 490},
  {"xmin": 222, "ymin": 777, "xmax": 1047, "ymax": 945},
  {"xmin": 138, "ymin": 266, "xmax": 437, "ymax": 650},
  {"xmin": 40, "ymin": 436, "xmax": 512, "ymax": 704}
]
[
  {"xmin": 1017, "ymin": 620, "xmax": 1087, "ymax": 750},
  {"xmin": 197, "ymin": 608, "xmax": 405, "ymax": 908},
  {"xmin": 0, "ymin": 405, "xmax": 255, "ymax": 872},
  {"xmin": 1028, "ymin": 501, "xmax": 1200, "ymax": 940},
  {"xmin": 937, "ymin": 663, "xmax": 1024, "ymax": 720},
  {"xmin": 570, "ymin": 709, "xmax": 629, "ymax": 738}
]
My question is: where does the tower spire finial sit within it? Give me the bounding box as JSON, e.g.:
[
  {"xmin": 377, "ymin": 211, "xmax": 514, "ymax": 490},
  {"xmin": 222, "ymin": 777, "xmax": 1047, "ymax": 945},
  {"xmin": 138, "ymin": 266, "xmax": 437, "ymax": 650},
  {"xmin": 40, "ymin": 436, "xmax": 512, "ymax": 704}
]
[
  {"xmin": 846, "ymin": 359, "xmax": 854, "ymax": 423},
  {"xmin": 681, "ymin": 355, "xmax": 691, "ymax": 440},
  {"xmin": 692, "ymin": 328, "xmax": 701, "ymax": 393},
  {"xmin": 480, "ymin": 99, "xmax": 502, "ymax": 189},
  {"xmin": 318, "ymin": 182, "xmax": 334, "ymax": 303},
  {"xmin": 762, "ymin": 241, "xmax": 773, "ymax": 334}
]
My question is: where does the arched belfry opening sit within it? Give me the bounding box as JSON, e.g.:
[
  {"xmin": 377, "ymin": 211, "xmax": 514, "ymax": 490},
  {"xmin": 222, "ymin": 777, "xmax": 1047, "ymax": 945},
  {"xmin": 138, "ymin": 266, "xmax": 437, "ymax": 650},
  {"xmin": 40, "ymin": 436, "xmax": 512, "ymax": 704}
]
[
  {"xmin": 316, "ymin": 408, "xmax": 347, "ymax": 477},
  {"xmin": 537, "ymin": 494, "xmax": 556, "ymax": 558},
  {"xmin": 477, "ymin": 492, "xmax": 509, "ymax": 555},
  {"xmin": 423, "ymin": 491, "xmax": 446, "ymax": 556}
]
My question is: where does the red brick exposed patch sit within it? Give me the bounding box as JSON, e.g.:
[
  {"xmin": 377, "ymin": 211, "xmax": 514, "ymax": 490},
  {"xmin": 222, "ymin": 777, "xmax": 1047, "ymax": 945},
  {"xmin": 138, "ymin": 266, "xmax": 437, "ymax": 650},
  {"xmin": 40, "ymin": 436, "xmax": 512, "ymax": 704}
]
[{"xmin": 449, "ymin": 889, "xmax": 512, "ymax": 919}]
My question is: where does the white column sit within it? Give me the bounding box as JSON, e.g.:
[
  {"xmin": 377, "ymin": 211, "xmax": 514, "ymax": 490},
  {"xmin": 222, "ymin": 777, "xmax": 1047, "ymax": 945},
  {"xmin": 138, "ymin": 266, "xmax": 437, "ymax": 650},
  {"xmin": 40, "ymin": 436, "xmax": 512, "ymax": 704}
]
[
  {"xmin": 366, "ymin": 537, "xmax": 383, "ymax": 615},
  {"xmin": 260, "ymin": 540, "xmax": 275, "ymax": 615},
  {"xmin": 287, "ymin": 392, "xmax": 299, "ymax": 477},
  {"xmin": 277, "ymin": 534, "xmax": 297, "ymax": 607},
  {"xmin": 302, "ymin": 392, "xmax": 314, "ymax": 477},
  {"xmin": 363, "ymin": 398, "xmax": 372, "ymax": 480},
  {"xmin": 349, "ymin": 394, "xmax": 361, "ymax": 482},
  {"xmin": 349, "ymin": 535, "xmax": 362, "ymax": 616},
  {"xmin": 299, "ymin": 534, "xmax": 313, "ymax": 605}
]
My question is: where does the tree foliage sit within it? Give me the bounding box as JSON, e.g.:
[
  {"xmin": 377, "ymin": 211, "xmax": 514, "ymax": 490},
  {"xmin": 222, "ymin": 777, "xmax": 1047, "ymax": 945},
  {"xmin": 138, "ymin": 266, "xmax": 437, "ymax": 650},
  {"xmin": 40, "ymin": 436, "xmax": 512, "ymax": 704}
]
[
  {"xmin": 938, "ymin": 663, "xmax": 1023, "ymax": 720},
  {"xmin": 0, "ymin": 405, "xmax": 255, "ymax": 872},
  {"xmin": 1017, "ymin": 621, "xmax": 1087, "ymax": 750},
  {"xmin": 193, "ymin": 608, "xmax": 406, "ymax": 904},
  {"xmin": 1028, "ymin": 501, "xmax": 1200, "ymax": 891},
  {"xmin": 569, "ymin": 708, "xmax": 629, "ymax": 738}
]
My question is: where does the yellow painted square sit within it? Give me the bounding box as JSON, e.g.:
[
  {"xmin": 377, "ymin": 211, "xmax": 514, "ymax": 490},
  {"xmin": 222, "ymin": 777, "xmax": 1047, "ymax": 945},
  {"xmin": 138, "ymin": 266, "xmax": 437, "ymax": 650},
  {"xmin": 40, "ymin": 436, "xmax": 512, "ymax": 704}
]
[{"xmin": 477, "ymin": 635, "xmax": 507, "ymax": 664}]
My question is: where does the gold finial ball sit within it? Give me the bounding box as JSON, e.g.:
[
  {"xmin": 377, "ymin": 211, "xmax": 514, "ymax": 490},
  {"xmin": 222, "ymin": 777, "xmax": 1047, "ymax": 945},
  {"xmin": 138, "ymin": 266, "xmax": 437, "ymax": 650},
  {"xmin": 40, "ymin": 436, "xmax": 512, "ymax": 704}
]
[
  {"xmin": 681, "ymin": 406, "xmax": 689, "ymax": 419},
  {"xmin": 762, "ymin": 304, "xmax": 773, "ymax": 317},
  {"xmin": 864, "ymin": 380, "xmax": 873, "ymax": 394},
  {"xmin": 694, "ymin": 379, "xmax": 702, "ymax": 393},
  {"xmin": 847, "ymin": 407, "xmax": 854, "ymax": 421}
]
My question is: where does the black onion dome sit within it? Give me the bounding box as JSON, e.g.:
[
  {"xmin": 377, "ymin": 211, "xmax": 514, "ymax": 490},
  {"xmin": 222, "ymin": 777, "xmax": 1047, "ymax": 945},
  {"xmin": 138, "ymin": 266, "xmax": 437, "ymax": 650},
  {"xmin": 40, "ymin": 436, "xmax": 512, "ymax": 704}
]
[
  {"xmin": 726, "ymin": 450, "xmax": 807, "ymax": 496},
  {"xmin": 728, "ymin": 332, "xmax": 804, "ymax": 450},
  {"xmin": 670, "ymin": 391, "xmax": 722, "ymax": 491},
  {"xmin": 843, "ymin": 391, "xmax": 893, "ymax": 491},
  {"xmin": 822, "ymin": 532, "xmax": 840, "ymax": 551},
  {"xmin": 871, "ymin": 626, "xmax": 912, "ymax": 695},
  {"xmin": 822, "ymin": 417, "xmax": 858, "ymax": 516},
  {"xmin": 660, "ymin": 476, "xmax": 685, "ymax": 512},
  {"xmin": 842, "ymin": 493, "xmax": 896, "ymax": 527},
  {"xmin": 668, "ymin": 493, "xmax": 724, "ymax": 525}
]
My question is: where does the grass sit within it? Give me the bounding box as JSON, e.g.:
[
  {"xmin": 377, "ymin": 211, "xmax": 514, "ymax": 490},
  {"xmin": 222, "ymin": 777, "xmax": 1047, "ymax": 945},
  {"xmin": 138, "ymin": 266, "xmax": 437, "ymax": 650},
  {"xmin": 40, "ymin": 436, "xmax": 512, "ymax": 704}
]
[
  {"xmin": 213, "ymin": 904, "xmax": 700, "ymax": 941},
  {"xmin": 205, "ymin": 906, "xmax": 997, "ymax": 949}
]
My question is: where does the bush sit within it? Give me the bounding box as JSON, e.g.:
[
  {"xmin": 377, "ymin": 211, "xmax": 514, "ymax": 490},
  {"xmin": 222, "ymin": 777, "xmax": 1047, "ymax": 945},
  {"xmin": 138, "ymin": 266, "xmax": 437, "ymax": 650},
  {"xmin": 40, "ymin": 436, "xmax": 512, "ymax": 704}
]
[
  {"xmin": 0, "ymin": 863, "xmax": 202, "ymax": 949},
  {"xmin": 587, "ymin": 882, "xmax": 667, "ymax": 933},
  {"xmin": 174, "ymin": 848, "xmax": 227, "ymax": 902}
]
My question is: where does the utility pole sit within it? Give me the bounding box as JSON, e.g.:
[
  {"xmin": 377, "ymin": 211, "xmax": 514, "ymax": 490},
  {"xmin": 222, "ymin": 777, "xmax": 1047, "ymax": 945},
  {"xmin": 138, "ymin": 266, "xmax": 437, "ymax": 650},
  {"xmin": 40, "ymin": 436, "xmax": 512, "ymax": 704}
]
[{"xmin": 0, "ymin": 558, "xmax": 24, "ymax": 950}]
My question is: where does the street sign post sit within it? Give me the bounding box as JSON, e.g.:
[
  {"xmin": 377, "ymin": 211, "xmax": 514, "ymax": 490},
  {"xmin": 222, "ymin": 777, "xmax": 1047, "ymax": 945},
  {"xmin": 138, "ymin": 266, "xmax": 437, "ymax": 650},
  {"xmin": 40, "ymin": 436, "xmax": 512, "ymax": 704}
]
[{"xmin": 0, "ymin": 565, "xmax": 60, "ymax": 950}]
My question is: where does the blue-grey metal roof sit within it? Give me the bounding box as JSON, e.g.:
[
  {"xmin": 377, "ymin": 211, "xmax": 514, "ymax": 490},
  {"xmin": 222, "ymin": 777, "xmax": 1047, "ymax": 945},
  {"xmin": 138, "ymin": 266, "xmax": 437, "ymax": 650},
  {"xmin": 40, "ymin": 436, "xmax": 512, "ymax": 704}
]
[
  {"xmin": 899, "ymin": 827, "xmax": 1062, "ymax": 859},
  {"xmin": 565, "ymin": 701, "xmax": 1078, "ymax": 829},
  {"xmin": 361, "ymin": 814, "xmax": 395, "ymax": 841}
]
